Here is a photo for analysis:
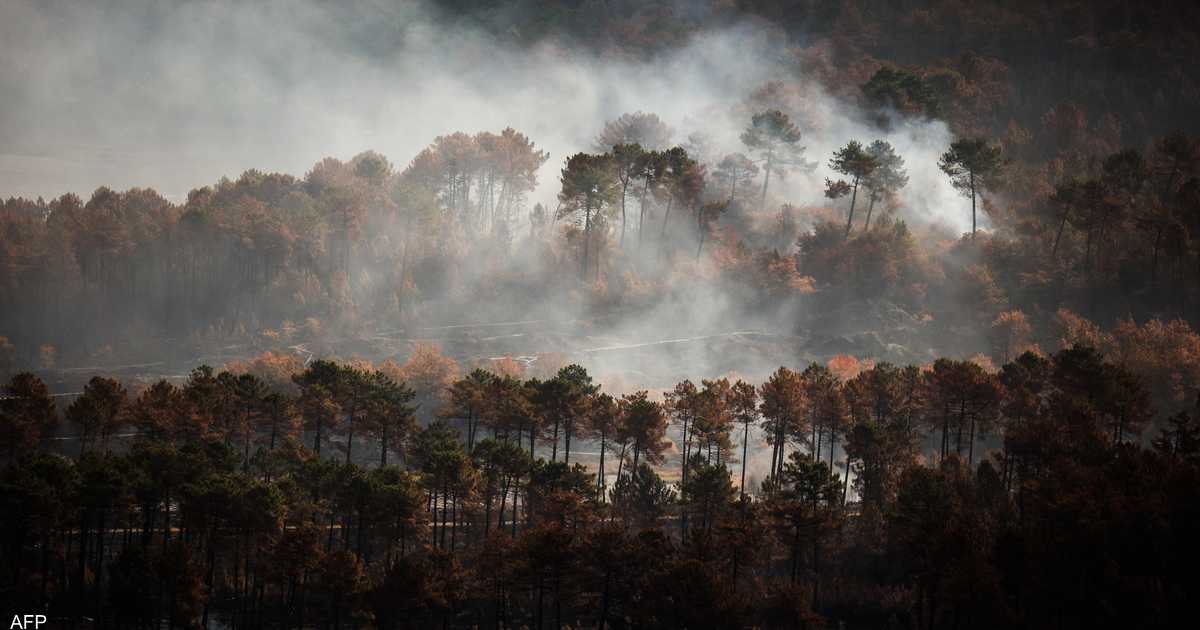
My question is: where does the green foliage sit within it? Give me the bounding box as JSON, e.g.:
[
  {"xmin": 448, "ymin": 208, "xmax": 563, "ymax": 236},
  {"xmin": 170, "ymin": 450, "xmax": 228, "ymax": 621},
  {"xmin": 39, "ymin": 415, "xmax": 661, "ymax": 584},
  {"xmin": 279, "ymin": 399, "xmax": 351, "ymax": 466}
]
[
  {"xmin": 862, "ymin": 139, "xmax": 909, "ymax": 209},
  {"xmin": 557, "ymin": 152, "xmax": 619, "ymax": 219},
  {"xmin": 681, "ymin": 454, "xmax": 735, "ymax": 534},
  {"xmin": 610, "ymin": 462, "xmax": 676, "ymax": 528},
  {"xmin": 939, "ymin": 137, "xmax": 1006, "ymax": 198},
  {"xmin": 742, "ymin": 109, "xmax": 803, "ymax": 151},
  {"xmin": 740, "ymin": 109, "xmax": 813, "ymax": 214},
  {"xmin": 939, "ymin": 136, "xmax": 1006, "ymax": 236},
  {"xmin": 797, "ymin": 217, "xmax": 927, "ymax": 306},
  {"xmin": 861, "ymin": 66, "xmax": 941, "ymax": 119},
  {"xmin": 829, "ymin": 140, "xmax": 878, "ymax": 182}
]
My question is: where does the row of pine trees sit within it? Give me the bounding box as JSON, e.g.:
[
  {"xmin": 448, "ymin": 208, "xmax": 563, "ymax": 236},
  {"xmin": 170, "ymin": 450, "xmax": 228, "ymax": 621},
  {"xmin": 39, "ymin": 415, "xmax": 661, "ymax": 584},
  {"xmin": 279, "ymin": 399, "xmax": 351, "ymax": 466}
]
[{"xmin": 2, "ymin": 342, "xmax": 1198, "ymax": 628}]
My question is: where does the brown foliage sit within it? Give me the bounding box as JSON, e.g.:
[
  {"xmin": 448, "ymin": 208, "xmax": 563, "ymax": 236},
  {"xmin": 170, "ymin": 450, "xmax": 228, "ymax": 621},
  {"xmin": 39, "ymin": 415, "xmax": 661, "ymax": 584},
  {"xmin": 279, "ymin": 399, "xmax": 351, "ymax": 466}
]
[{"xmin": 380, "ymin": 343, "xmax": 460, "ymax": 414}]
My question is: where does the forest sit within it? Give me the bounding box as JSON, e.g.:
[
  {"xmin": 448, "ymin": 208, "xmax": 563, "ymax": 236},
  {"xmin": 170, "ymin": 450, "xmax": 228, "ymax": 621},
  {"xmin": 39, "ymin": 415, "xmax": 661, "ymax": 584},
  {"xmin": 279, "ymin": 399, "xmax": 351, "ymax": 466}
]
[{"xmin": 2, "ymin": 0, "xmax": 1200, "ymax": 628}]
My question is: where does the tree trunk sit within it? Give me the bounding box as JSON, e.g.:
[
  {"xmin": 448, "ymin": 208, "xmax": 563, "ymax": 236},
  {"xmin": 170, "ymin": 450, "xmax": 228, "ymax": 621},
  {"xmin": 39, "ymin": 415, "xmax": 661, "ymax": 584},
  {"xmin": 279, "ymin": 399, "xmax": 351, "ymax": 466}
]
[
  {"xmin": 957, "ymin": 400, "xmax": 966, "ymax": 457},
  {"xmin": 680, "ymin": 416, "xmax": 691, "ymax": 486},
  {"xmin": 380, "ymin": 425, "xmax": 388, "ymax": 467},
  {"xmin": 941, "ymin": 413, "xmax": 949, "ymax": 462},
  {"xmin": 440, "ymin": 480, "xmax": 449, "ymax": 549},
  {"xmin": 659, "ymin": 195, "xmax": 674, "ymax": 241},
  {"xmin": 614, "ymin": 442, "xmax": 627, "ymax": 487},
  {"xmin": 844, "ymin": 174, "xmax": 860, "ymax": 238},
  {"xmin": 581, "ymin": 201, "xmax": 592, "ymax": 279},
  {"xmin": 760, "ymin": 151, "xmax": 773, "ymax": 214},
  {"xmin": 450, "ymin": 492, "xmax": 458, "ymax": 551},
  {"xmin": 740, "ymin": 421, "xmax": 750, "ymax": 500},
  {"xmin": 769, "ymin": 435, "xmax": 779, "ymax": 485},
  {"xmin": 620, "ymin": 181, "xmax": 629, "ymax": 247},
  {"xmin": 496, "ymin": 476, "xmax": 510, "ymax": 534},
  {"xmin": 551, "ymin": 417, "xmax": 560, "ymax": 462},
  {"xmin": 968, "ymin": 414, "xmax": 976, "ymax": 467},
  {"xmin": 597, "ymin": 429, "xmax": 607, "ymax": 499},
  {"xmin": 396, "ymin": 219, "xmax": 415, "ymax": 319},
  {"xmin": 1052, "ymin": 209, "xmax": 1068, "ymax": 257},
  {"xmin": 564, "ymin": 423, "xmax": 572, "ymax": 465},
  {"xmin": 638, "ymin": 179, "xmax": 651, "ymax": 249},
  {"xmin": 511, "ymin": 480, "xmax": 519, "ymax": 537}
]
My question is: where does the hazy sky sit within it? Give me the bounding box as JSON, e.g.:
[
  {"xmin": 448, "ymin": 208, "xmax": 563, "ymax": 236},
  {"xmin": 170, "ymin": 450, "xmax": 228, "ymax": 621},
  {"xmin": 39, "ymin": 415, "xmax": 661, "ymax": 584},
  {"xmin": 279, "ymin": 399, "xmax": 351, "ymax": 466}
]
[{"xmin": 0, "ymin": 1, "xmax": 744, "ymax": 197}]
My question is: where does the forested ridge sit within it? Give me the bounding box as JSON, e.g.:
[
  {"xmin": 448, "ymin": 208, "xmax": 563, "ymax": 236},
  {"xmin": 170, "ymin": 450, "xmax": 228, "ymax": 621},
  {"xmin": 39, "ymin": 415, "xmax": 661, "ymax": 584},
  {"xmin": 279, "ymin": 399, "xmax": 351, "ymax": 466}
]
[
  {"xmin": 3, "ymin": 2, "xmax": 1200, "ymax": 373},
  {"xmin": 4, "ymin": 114, "xmax": 1200, "ymax": 383},
  {"xmin": 4, "ymin": 0, "xmax": 1200, "ymax": 628}
]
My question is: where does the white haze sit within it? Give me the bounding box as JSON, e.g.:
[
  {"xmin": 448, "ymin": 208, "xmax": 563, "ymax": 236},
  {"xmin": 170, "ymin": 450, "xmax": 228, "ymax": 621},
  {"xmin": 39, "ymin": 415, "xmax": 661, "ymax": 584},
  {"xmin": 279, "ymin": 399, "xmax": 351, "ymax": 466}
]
[
  {"xmin": 0, "ymin": 0, "xmax": 971, "ymax": 233},
  {"xmin": 1, "ymin": 0, "xmax": 980, "ymax": 492}
]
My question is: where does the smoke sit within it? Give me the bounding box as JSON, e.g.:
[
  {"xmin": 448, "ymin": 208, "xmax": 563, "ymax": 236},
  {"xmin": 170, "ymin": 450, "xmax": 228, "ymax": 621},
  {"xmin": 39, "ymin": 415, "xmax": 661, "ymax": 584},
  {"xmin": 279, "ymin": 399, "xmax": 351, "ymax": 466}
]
[
  {"xmin": 2, "ymin": 2, "xmax": 984, "ymax": 493},
  {"xmin": 1, "ymin": 0, "xmax": 968, "ymax": 230},
  {"xmin": 0, "ymin": 0, "xmax": 992, "ymax": 406}
]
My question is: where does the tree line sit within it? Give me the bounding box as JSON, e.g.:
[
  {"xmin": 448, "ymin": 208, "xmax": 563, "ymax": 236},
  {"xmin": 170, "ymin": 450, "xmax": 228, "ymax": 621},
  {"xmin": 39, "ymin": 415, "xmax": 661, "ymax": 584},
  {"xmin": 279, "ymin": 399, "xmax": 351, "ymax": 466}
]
[
  {"xmin": 4, "ymin": 97, "xmax": 1200, "ymax": 378},
  {"xmin": 2, "ymin": 343, "xmax": 1197, "ymax": 628}
]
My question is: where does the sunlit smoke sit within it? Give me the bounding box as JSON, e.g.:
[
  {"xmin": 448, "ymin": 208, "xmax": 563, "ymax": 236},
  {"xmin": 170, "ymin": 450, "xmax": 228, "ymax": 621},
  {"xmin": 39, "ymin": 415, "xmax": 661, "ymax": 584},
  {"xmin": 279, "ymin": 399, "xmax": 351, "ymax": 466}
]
[{"xmin": 1, "ymin": 0, "xmax": 969, "ymax": 232}]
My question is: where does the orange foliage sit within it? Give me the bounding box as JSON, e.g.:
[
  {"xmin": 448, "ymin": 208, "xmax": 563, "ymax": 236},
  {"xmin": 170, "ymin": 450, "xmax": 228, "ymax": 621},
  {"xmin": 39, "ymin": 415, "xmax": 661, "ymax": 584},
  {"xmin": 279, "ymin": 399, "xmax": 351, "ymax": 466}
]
[
  {"xmin": 1057, "ymin": 309, "xmax": 1200, "ymax": 414},
  {"xmin": 344, "ymin": 356, "xmax": 375, "ymax": 372},
  {"xmin": 379, "ymin": 343, "xmax": 459, "ymax": 408},
  {"xmin": 762, "ymin": 253, "xmax": 816, "ymax": 297},
  {"xmin": 1109, "ymin": 318, "xmax": 1200, "ymax": 413},
  {"xmin": 1055, "ymin": 308, "xmax": 1113, "ymax": 352},
  {"xmin": 990, "ymin": 309, "xmax": 1034, "ymax": 363},
  {"xmin": 226, "ymin": 350, "xmax": 306, "ymax": 394},
  {"xmin": 827, "ymin": 354, "xmax": 875, "ymax": 381},
  {"xmin": 967, "ymin": 353, "xmax": 998, "ymax": 373},
  {"xmin": 487, "ymin": 356, "xmax": 525, "ymax": 378},
  {"xmin": 717, "ymin": 245, "xmax": 815, "ymax": 301}
]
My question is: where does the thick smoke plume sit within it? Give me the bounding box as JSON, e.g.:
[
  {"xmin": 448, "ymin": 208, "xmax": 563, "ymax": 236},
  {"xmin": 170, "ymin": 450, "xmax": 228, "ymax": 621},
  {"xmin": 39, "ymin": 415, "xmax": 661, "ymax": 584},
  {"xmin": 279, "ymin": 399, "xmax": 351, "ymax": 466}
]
[{"xmin": 1, "ymin": 0, "xmax": 965, "ymax": 231}]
